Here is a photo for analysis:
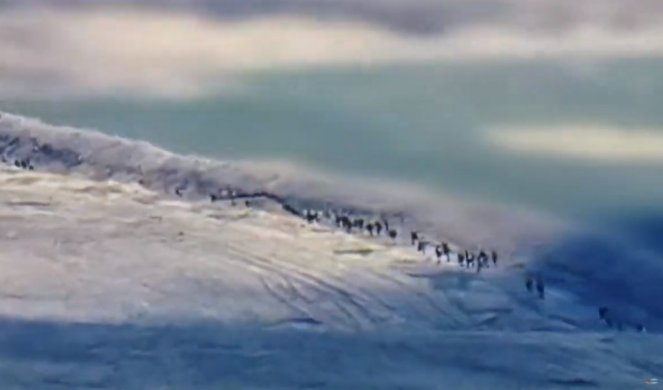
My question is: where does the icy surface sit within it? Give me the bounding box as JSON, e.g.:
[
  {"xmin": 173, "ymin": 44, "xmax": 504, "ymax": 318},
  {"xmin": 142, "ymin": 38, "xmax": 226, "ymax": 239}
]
[
  {"xmin": 0, "ymin": 167, "xmax": 659, "ymax": 389},
  {"xmin": 0, "ymin": 113, "xmax": 660, "ymax": 389}
]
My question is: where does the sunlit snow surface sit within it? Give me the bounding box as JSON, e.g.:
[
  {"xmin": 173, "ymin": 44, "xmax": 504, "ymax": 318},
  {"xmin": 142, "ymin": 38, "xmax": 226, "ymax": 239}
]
[{"xmin": 0, "ymin": 113, "xmax": 661, "ymax": 389}]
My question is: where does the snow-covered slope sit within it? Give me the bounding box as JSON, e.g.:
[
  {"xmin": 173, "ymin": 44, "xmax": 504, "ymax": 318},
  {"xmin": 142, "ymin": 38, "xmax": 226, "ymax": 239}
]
[{"xmin": 0, "ymin": 113, "xmax": 660, "ymax": 389}]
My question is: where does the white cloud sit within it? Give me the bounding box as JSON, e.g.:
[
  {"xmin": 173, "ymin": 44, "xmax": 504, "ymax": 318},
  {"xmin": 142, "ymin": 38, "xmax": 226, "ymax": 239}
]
[
  {"xmin": 486, "ymin": 124, "xmax": 663, "ymax": 163},
  {"xmin": 2, "ymin": 6, "xmax": 663, "ymax": 99}
]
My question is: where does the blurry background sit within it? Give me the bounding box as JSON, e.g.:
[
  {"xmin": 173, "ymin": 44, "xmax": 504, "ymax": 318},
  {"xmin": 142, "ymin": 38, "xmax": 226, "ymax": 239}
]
[{"xmin": 1, "ymin": 0, "xmax": 663, "ymax": 221}]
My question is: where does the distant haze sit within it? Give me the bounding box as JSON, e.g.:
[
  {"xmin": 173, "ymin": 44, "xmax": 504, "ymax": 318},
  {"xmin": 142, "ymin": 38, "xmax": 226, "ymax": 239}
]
[
  {"xmin": 3, "ymin": 0, "xmax": 663, "ymax": 34},
  {"xmin": 1, "ymin": 1, "xmax": 663, "ymax": 98}
]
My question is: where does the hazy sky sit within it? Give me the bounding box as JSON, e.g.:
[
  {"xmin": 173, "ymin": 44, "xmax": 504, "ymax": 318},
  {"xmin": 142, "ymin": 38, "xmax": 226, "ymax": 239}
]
[
  {"xmin": 1, "ymin": 0, "xmax": 663, "ymax": 98},
  {"xmin": 3, "ymin": 0, "xmax": 662, "ymax": 34}
]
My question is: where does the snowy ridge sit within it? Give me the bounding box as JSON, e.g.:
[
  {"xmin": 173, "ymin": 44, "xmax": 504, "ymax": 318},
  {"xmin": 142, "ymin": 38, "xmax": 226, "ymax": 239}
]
[
  {"xmin": 0, "ymin": 111, "xmax": 563, "ymax": 253},
  {"xmin": 0, "ymin": 112, "xmax": 660, "ymax": 389}
]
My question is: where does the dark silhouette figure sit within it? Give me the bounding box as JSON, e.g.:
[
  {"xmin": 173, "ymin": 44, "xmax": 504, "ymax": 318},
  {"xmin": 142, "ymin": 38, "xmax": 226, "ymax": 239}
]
[
  {"xmin": 366, "ymin": 223, "xmax": 374, "ymax": 236},
  {"xmin": 175, "ymin": 185, "xmax": 185, "ymax": 197},
  {"xmin": 435, "ymin": 245, "xmax": 443, "ymax": 262},
  {"xmin": 388, "ymin": 229, "xmax": 397, "ymax": 240},
  {"xmin": 491, "ymin": 250, "xmax": 498, "ymax": 266},
  {"xmin": 417, "ymin": 240, "xmax": 427, "ymax": 253},
  {"xmin": 410, "ymin": 231, "xmax": 419, "ymax": 246},
  {"xmin": 335, "ymin": 215, "xmax": 343, "ymax": 227},
  {"xmin": 477, "ymin": 259, "xmax": 483, "ymax": 274},
  {"xmin": 525, "ymin": 277, "xmax": 533, "ymax": 293},
  {"xmin": 598, "ymin": 307, "xmax": 609, "ymax": 321},
  {"xmin": 478, "ymin": 250, "xmax": 489, "ymax": 268},
  {"xmin": 340, "ymin": 216, "xmax": 352, "ymax": 232},
  {"xmin": 354, "ymin": 218, "xmax": 365, "ymax": 230},
  {"xmin": 458, "ymin": 253, "xmax": 465, "ymax": 267},
  {"xmin": 465, "ymin": 251, "xmax": 475, "ymax": 269},
  {"xmin": 383, "ymin": 219, "xmax": 390, "ymax": 232},
  {"xmin": 536, "ymin": 278, "xmax": 545, "ymax": 299},
  {"xmin": 305, "ymin": 210, "xmax": 319, "ymax": 224},
  {"xmin": 442, "ymin": 243, "xmax": 451, "ymax": 262},
  {"xmin": 210, "ymin": 194, "xmax": 219, "ymax": 202},
  {"xmin": 374, "ymin": 221, "xmax": 383, "ymax": 236},
  {"xmin": 245, "ymin": 200, "xmax": 251, "ymax": 207}
]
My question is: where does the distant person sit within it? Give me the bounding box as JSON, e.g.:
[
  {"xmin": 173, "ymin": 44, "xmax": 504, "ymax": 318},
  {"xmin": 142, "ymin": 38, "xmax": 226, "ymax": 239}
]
[
  {"xmin": 374, "ymin": 221, "xmax": 383, "ymax": 236},
  {"xmin": 536, "ymin": 278, "xmax": 545, "ymax": 299},
  {"xmin": 457, "ymin": 253, "xmax": 465, "ymax": 267},
  {"xmin": 417, "ymin": 240, "xmax": 427, "ymax": 253},
  {"xmin": 366, "ymin": 223, "xmax": 374, "ymax": 236},
  {"xmin": 410, "ymin": 231, "xmax": 419, "ymax": 246},
  {"xmin": 341, "ymin": 216, "xmax": 352, "ymax": 232},
  {"xmin": 491, "ymin": 250, "xmax": 498, "ymax": 266},
  {"xmin": 525, "ymin": 277, "xmax": 533, "ymax": 293},
  {"xmin": 442, "ymin": 243, "xmax": 451, "ymax": 262},
  {"xmin": 478, "ymin": 250, "xmax": 488, "ymax": 267},
  {"xmin": 435, "ymin": 245, "xmax": 443, "ymax": 263},
  {"xmin": 305, "ymin": 210, "xmax": 319, "ymax": 224},
  {"xmin": 388, "ymin": 229, "xmax": 397, "ymax": 240},
  {"xmin": 598, "ymin": 307, "xmax": 609, "ymax": 321},
  {"xmin": 465, "ymin": 251, "xmax": 474, "ymax": 269}
]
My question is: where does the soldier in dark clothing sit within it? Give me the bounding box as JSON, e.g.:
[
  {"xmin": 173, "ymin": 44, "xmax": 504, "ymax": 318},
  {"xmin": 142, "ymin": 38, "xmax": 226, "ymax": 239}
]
[
  {"xmin": 491, "ymin": 250, "xmax": 498, "ymax": 266},
  {"xmin": 342, "ymin": 216, "xmax": 352, "ymax": 232},
  {"xmin": 435, "ymin": 245, "xmax": 443, "ymax": 263},
  {"xmin": 465, "ymin": 251, "xmax": 475, "ymax": 269},
  {"xmin": 410, "ymin": 231, "xmax": 419, "ymax": 246},
  {"xmin": 536, "ymin": 277, "xmax": 545, "ymax": 299},
  {"xmin": 305, "ymin": 210, "xmax": 319, "ymax": 223},
  {"xmin": 366, "ymin": 223, "xmax": 374, "ymax": 236},
  {"xmin": 374, "ymin": 221, "xmax": 383, "ymax": 236},
  {"xmin": 477, "ymin": 250, "xmax": 489, "ymax": 268},
  {"xmin": 442, "ymin": 243, "xmax": 451, "ymax": 262},
  {"xmin": 458, "ymin": 253, "xmax": 465, "ymax": 267}
]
